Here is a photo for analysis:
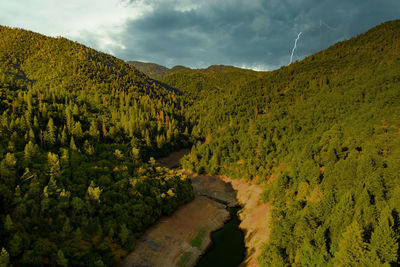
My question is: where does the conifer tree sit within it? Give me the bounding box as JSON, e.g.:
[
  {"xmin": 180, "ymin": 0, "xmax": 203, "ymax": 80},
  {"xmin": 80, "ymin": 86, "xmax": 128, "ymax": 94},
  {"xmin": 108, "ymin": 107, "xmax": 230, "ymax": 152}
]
[
  {"xmin": 89, "ymin": 120, "xmax": 100, "ymax": 140},
  {"xmin": 24, "ymin": 141, "xmax": 38, "ymax": 161},
  {"xmin": 56, "ymin": 250, "xmax": 68, "ymax": 267},
  {"xmin": 131, "ymin": 147, "xmax": 140, "ymax": 163},
  {"xmin": 4, "ymin": 214, "xmax": 13, "ymax": 232},
  {"xmin": 119, "ymin": 224, "xmax": 130, "ymax": 245},
  {"xmin": 87, "ymin": 181, "xmax": 102, "ymax": 203},
  {"xmin": 4, "ymin": 153, "xmax": 17, "ymax": 167},
  {"xmin": 334, "ymin": 221, "xmax": 367, "ymax": 266},
  {"xmin": 369, "ymin": 207, "xmax": 398, "ymax": 264},
  {"xmin": 70, "ymin": 136, "xmax": 77, "ymax": 150},
  {"xmin": 0, "ymin": 248, "xmax": 10, "ymax": 267},
  {"xmin": 47, "ymin": 152, "xmax": 60, "ymax": 179},
  {"xmin": 46, "ymin": 117, "xmax": 56, "ymax": 145},
  {"xmin": 72, "ymin": 121, "xmax": 83, "ymax": 139},
  {"xmin": 8, "ymin": 233, "xmax": 22, "ymax": 257},
  {"xmin": 60, "ymin": 127, "xmax": 68, "ymax": 145}
]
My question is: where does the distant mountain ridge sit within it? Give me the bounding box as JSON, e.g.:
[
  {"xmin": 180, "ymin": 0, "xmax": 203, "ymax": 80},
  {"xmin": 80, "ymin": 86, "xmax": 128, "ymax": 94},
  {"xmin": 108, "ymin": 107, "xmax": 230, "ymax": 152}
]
[
  {"xmin": 127, "ymin": 60, "xmax": 253, "ymax": 79},
  {"xmin": 127, "ymin": 60, "xmax": 169, "ymax": 80}
]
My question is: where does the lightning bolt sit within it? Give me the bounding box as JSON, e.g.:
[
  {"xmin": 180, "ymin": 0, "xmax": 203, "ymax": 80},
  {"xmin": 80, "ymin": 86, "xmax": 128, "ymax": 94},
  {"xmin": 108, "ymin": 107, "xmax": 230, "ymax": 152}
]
[{"xmin": 289, "ymin": 32, "xmax": 302, "ymax": 64}]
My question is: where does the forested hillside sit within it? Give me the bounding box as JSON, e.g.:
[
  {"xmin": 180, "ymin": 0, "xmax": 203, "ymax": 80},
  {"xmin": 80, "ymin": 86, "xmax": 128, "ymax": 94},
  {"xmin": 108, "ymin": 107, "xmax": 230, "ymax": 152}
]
[
  {"xmin": 1, "ymin": 18, "xmax": 400, "ymax": 267},
  {"xmin": 127, "ymin": 61, "xmax": 168, "ymax": 81},
  {"xmin": 0, "ymin": 26, "xmax": 194, "ymax": 266},
  {"xmin": 130, "ymin": 62, "xmax": 259, "ymax": 101},
  {"xmin": 169, "ymin": 20, "xmax": 400, "ymax": 266}
]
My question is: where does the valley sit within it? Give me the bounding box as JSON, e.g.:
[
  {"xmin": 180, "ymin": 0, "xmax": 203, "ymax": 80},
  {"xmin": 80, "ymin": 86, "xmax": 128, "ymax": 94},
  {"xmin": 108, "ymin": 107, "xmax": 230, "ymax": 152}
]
[
  {"xmin": 1, "ymin": 19, "xmax": 400, "ymax": 267},
  {"xmin": 120, "ymin": 149, "xmax": 268, "ymax": 267}
]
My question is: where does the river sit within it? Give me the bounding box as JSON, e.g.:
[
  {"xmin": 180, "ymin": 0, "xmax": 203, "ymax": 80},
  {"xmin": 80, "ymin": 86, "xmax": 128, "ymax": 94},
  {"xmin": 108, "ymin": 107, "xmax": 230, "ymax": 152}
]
[
  {"xmin": 120, "ymin": 149, "xmax": 268, "ymax": 267},
  {"xmin": 196, "ymin": 206, "xmax": 245, "ymax": 267}
]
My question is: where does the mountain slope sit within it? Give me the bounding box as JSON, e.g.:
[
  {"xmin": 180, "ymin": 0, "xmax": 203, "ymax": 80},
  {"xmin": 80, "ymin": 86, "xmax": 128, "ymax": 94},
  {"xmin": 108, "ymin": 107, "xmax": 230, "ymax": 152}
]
[
  {"xmin": 127, "ymin": 60, "xmax": 169, "ymax": 80},
  {"xmin": 0, "ymin": 26, "xmax": 193, "ymax": 266},
  {"xmin": 163, "ymin": 20, "xmax": 400, "ymax": 266}
]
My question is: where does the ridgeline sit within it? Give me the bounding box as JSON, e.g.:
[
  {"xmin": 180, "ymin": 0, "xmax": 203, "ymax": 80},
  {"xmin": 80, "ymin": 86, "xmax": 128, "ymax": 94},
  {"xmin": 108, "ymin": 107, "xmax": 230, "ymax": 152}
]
[
  {"xmin": 1, "ymin": 19, "xmax": 400, "ymax": 266},
  {"xmin": 138, "ymin": 20, "xmax": 400, "ymax": 266}
]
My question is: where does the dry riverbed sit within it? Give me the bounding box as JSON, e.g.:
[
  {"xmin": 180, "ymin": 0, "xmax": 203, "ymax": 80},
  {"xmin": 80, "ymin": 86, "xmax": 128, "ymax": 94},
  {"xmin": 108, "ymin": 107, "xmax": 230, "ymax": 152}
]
[
  {"xmin": 220, "ymin": 176, "xmax": 270, "ymax": 267},
  {"xmin": 120, "ymin": 195, "xmax": 229, "ymax": 267},
  {"xmin": 120, "ymin": 150, "xmax": 269, "ymax": 267}
]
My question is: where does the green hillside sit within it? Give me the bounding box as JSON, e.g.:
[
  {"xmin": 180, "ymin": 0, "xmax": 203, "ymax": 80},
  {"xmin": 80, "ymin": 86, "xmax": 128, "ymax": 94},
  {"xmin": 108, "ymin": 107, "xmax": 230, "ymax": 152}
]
[
  {"xmin": 128, "ymin": 61, "xmax": 256, "ymax": 102},
  {"xmin": 127, "ymin": 61, "xmax": 169, "ymax": 80},
  {"xmin": 1, "ymin": 18, "xmax": 400, "ymax": 267},
  {"xmin": 0, "ymin": 26, "xmax": 194, "ymax": 266},
  {"xmin": 165, "ymin": 20, "xmax": 400, "ymax": 266}
]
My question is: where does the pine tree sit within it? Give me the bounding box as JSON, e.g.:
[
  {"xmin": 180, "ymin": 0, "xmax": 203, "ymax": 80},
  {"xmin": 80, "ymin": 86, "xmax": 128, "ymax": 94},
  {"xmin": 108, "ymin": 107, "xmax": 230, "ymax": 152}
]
[
  {"xmin": 87, "ymin": 181, "xmax": 102, "ymax": 203},
  {"xmin": 60, "ymin": 148, "xmax": 69, "ymax": 167},
  {"xmin": 89, "ymin": 120, "xmax": 100, "ymax": 140},
  {"xmin": 70, "ymin": 136, "xmax": 77, "ymax": 150},
  {"xmin": 334, "ymin": 221, "xmax": 368, "ymax": 266},
  {"xmin": 83, "ymin": 140, "xmax": 95, "ymax": 156},
  {"xmin": 24, "ymin": 141, "xmax": 38, "ymax": 161},
  {"xmin": 4, "ymin": 153, "xmax": 17, "ymax": 167},
  {"xmin": 56, "ymin": 250, "xmax": 68, "ymax": 267},
  {"xmin": 119, "ymin": 224, "xmax": 130, "ymax": 245},
  {"xmin": 28, "ymin": 128, "xmax": 35, "ymax": 141},
  {"xmin": 33, "ymin": 116, "xmax": 39, "ymax": 129},
  {"xmin": 0, "ymin": 248, "xmax": 10, "ymax": 267},
  {"xmin": 60, "ymin": 126, "xmax": 68, "ymax": 145},
  {"xmin": 369, "ymin": 207, "xmax": 398, "ymax": 264},
  {"xmin": 46, "ymin": 117, "xmax": 56, "ymax": 145},
  {"xmin": 8, "ymin": 233, "xmax": 22, "ymax": 257},
  {"xmin": 72, "ymin": 104, "xmax": 79, "ymax": 116},
  {"xmin": 47, "ymin": 152, "xmax": 60, "ymax": 178},
  {"xmin": 4, "ymin": 214, "xmax": 13, "ymax": 232},
  {"xmin": 131, "ymin": 147, "xmax": 140, "ymax": 162}
]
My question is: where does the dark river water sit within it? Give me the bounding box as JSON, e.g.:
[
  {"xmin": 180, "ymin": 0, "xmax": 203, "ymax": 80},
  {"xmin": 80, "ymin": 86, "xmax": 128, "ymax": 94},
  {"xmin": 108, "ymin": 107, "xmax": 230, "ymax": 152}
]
[{"xmin": 196, "ymin": 206, "xmax": 245, "ymax": 267}]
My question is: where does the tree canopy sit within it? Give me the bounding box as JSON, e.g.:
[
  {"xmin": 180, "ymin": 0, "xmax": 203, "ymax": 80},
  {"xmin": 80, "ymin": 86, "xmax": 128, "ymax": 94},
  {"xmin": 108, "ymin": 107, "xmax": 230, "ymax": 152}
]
[{"xmin": 0, "ymin": 25, "xmax": 194, "ymax": 265}]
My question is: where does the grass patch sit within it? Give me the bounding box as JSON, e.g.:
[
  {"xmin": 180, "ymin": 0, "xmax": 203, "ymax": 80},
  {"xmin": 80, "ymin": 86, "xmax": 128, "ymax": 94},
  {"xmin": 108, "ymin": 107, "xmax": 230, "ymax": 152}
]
[
  {"xmin": 177, "ymin": 251, "xmax": 192, "ymax": 267},
  {"xmin": 191, "ymin": 229, "xmax": 206, "ymax": 248}
]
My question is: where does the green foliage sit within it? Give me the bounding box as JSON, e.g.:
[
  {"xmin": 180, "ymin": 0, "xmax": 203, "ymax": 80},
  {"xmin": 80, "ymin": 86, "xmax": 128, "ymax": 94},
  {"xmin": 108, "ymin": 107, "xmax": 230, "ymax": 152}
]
[
  {"xmin": 56, "ymin": 250, "xmax": 68, "ymax": 267},
  {"xmin": 0, "ymin": 25, "xmax": 194, "ymax": 266},
  {"xmin": 2, "ymin": 18, "xmax": 400, "ymax": 267},
  {"xmin": 368, "ymin": 207, "xmax": 398, "ymax": 264},
  {"xmin": 334, "ymin": 221, "xmax": 368, "ymax": 266},
  {"xmin": 160, "ymin": 20, "xmax": 400, "ymax": 266},
  {"xmin": 3, "ymin": 215, "xmax": 13, "ymax": 232},
  {"xmin": 128, "ymin": 61, "xmax": 169, "ymax": 80},
  {"xmin": 191, "ymin": 229, "xmax": 206, "ymax": 248},
  {"xmin": 0, "ymin": 248, "xmax": 10, "ymax": 267},
  {"xmin": 177, "ymin": 251, "xmax": 193, "ymax": 267}
]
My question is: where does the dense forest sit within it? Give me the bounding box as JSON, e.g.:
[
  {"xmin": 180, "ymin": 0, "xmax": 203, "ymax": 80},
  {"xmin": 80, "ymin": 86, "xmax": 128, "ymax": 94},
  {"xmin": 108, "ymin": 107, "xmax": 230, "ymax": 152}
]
[
  {"xmin": 1, "ymin": 19, "xmax": 400, "ymax": 267},
  {"xmin": 149, "ymin": 20, "xmax": 400, "ymax": 266},
  {"xmin": 127, "ymin": 61, "xmax": 169, "ymax": 81},
  {"xmin": 0, "ymin": 26, "xmax": 194, "ymax": 266}
]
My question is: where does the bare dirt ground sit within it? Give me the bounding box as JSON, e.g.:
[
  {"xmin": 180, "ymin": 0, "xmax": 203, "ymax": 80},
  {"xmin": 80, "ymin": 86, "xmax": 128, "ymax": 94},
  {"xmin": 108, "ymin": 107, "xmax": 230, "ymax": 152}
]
[
  {"xmin": 220, "ymin": 176, "xmax": 270, "ymax": 267},
  {"xmin": 120, "ymin": 149, "xmax": 270, "ymax": 267},
  {"xmin": 184, "ymin": 171, "xmax": 238, "ymax": 207},
  {"xmin": 119, "ymin": 150, "xmax": 234, "ymax": 267},
  {"xmin": 119, "ymin": 195, "xmax": 229, "ymax": 267},
  {"xmin": 157, "ymin": 149, "xmax": 191, "ymax": 169}
]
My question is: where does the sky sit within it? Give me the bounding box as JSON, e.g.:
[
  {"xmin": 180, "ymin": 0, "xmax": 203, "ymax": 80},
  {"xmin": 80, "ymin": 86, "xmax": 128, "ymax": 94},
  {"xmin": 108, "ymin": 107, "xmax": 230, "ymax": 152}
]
[{"xmin": 1, "ymin": 0, "xmax": 399, "ymax": 70}]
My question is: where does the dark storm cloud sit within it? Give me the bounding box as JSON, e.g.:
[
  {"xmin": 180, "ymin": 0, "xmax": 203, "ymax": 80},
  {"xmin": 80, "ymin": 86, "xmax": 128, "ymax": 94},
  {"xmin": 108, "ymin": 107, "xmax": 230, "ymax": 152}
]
[{"xmin": 113, "ymin": 0, "xmax": 400, "ymax": 69}]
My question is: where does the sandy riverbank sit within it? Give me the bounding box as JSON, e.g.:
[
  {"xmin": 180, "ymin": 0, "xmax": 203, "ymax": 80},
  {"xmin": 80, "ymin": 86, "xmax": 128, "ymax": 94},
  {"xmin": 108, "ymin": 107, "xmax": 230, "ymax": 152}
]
[{"xmin": 120, "ymin": 149, "xmax": 270, "ymax": 267}]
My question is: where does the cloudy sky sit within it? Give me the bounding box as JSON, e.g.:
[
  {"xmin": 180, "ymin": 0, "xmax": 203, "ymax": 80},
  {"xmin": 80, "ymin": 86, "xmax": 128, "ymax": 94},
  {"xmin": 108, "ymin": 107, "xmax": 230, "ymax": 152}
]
[{"xmin": 1, "ymin": 0, "xmax": 399, "ymax": 70}]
